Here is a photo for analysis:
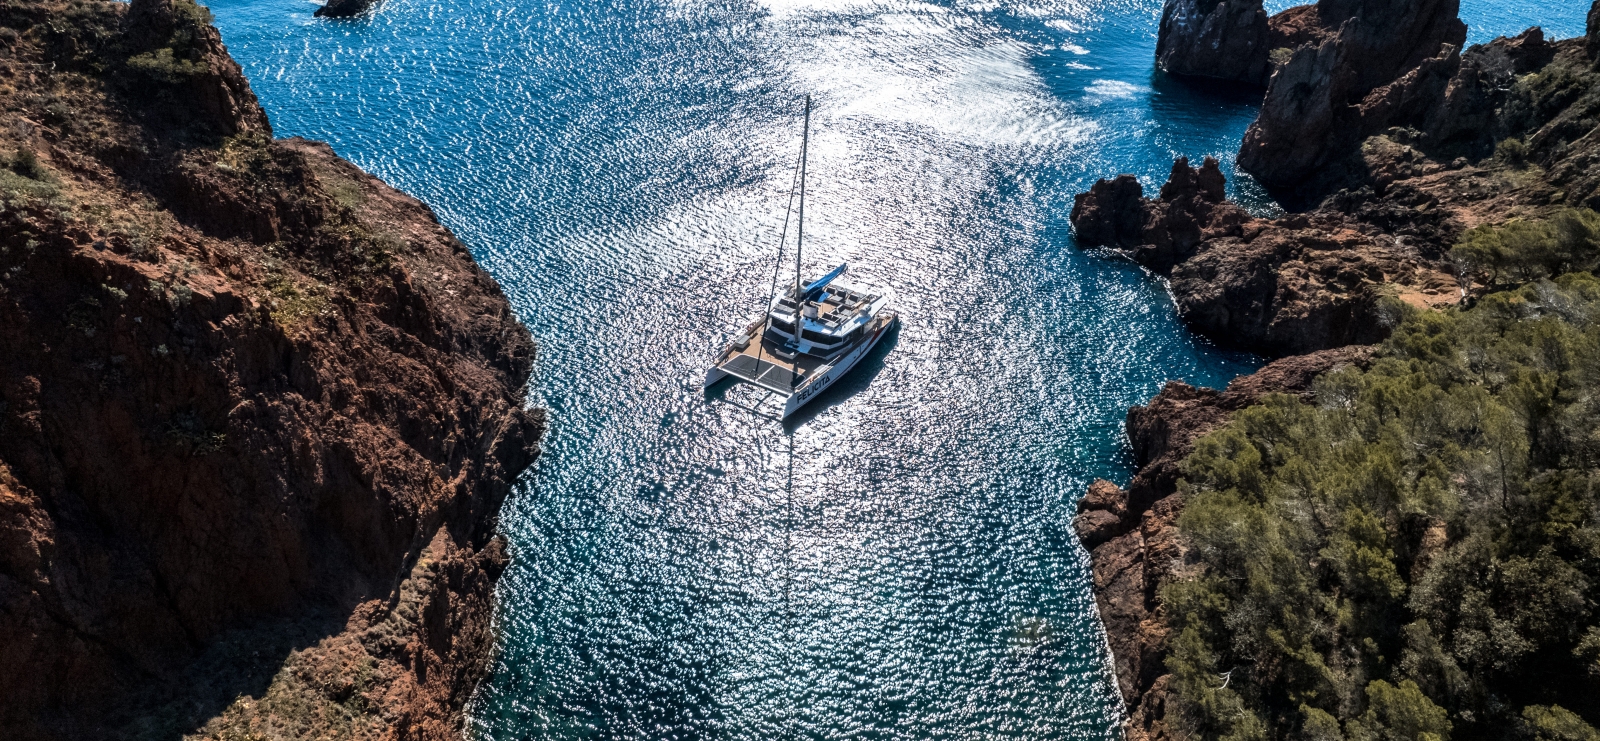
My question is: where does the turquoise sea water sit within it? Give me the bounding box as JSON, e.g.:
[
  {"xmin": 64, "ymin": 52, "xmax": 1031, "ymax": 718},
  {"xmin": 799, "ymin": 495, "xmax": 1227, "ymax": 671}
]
[{"xmin": 207, "ymin": 1, "xmax": 1589, "ymax": 738}]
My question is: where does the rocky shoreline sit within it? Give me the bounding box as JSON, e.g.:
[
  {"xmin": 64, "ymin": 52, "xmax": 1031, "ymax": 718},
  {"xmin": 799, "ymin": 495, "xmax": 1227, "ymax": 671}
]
[
  {"xmin": 0, "ymin": 1, "xmax": 539, "ymax": 738},
  {"xmin": 1074, "ymin": 1, "xmax": 1600, "ymax": 738}
]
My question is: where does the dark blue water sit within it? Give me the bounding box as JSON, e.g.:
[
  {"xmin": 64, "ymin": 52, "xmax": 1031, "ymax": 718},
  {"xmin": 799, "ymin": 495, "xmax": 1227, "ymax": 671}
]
[{"xmin": 207, "ymin": 1, "xmax": 1588, "ymax": 738}]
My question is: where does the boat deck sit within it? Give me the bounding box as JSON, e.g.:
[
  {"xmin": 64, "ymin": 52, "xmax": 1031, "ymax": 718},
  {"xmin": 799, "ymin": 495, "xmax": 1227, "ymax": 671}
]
[{"xmin": 716, "ymin": 320, "xmax": 826, "ymax": 394}]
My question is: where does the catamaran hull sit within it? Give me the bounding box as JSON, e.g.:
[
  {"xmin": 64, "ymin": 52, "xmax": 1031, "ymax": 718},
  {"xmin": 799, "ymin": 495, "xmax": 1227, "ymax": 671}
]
[
  {"xmin": 781, "ymin": 313, "xmax": 897, "ymax": 419},
  {"xmin": 703, "ymin": 366, "xmax": 729, "ymax": 388}
]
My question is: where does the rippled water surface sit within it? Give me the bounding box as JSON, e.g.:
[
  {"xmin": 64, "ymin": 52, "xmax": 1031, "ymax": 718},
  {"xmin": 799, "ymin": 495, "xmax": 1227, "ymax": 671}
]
[{"xmin": 209, "ymin": 0, "xmax": 1588, "ymax": 738}]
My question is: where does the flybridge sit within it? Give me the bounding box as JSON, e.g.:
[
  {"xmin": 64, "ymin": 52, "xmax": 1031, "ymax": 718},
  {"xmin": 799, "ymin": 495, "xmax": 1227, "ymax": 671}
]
[{"xmin": 702, "ymin": 96, "xmax": 899, "ymax": 420}]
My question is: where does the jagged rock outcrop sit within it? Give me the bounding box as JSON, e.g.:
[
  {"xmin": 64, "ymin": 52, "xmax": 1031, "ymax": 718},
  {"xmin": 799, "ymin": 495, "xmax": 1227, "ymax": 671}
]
[
  {"xmin": 1080, "ymin": 20, "xmax": 1600, "ymax": 355},
  {"xmin": 1155, "ymin": 0, "xmax": 1464, "ymax": 89},
  {"xmin": 1081, "ymin": 7, "xmax": 1600, "ymax": 738},
  {"xmin": 0, "ymin": 1, "xmax": 540, "ymax": 738},
  {"xmin": 1156, "ymin": 0, "xmax": 1273, "ymax": 85},
  {"xmin": 1591, "ymin": 1, "xmax": 1600, "ymax": 55},
  {"xmin": 1238, "ymin": 0, "xmax": 1467, "ymax": 189},
  {"xmin": 1072, "ymin": 157, "xmax": 1456, "ymax": 355},
  {"xmin": 1354, "ymin": 29, "xmax": 1549, "ymax": 163},
  {"xmin": 125, "ymin": 0, "xmax": 272, "ymax": 138},
  {"xmin": 1076, "ymin": 347, "xmax": 1376, "ymax": 741},
  {"xmin": 315, "ymin": 0, "xmax": 379, "ymax": 18},
  {"xmin": 1071, "ymin": 157, "xmax": 1237, "ymax": 273}
]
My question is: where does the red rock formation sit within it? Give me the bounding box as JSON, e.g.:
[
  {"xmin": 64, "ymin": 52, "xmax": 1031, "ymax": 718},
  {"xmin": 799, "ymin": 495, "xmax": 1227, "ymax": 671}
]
[
  {"xmin": 1083, "ymin": 6, "xmax": 1600, "ymax": 739},
  {"xmin": 1076, "ymin": 347, "xmax": 1376, "ymax": 741},
  {"xmin": 0, "ymin": 1, "xmax": 541, "ymax": 737},
  {"xmin": 1237, "ymin": 0, "xmax": 1466, "ymax": 189},
  {"xmin": 1071, "ymin": 157, "xmax": 1238, "ymax": 273},
  {"xmin": 1357, "ymin": 28, "xmax": 1554, "ymax": 163},
  {"xmin": 1071, "ymin": 158, "xmax": 1455, "ymax": 355},
  {"xmin": 123, "ymin": 0, "xmax": 273, "ymax": 138}
]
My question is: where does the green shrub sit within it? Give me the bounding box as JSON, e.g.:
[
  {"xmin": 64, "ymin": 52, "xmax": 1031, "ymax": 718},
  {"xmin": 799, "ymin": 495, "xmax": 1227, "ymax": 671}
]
[
  {"xmin": 1347, "ymin": 680, "xmax": 1451, "ymax": 741},
  {"xmin": 1520, "ymin": 706, "xmax": 1600, "ymax": 741},
  {"xmin": 1451, "ymin": 208, "xmax": 1600, "ymax": 288},
  {"xmin": 125, "ymin": 47, "xmax": 205, "ymax": 84},
  {"xmin": 1161, "ymin": 253, "xmax": 1600, "ymax": 738},
  {"xmin": 1494, "ymin": 137, "xmax": 1529, "ymax": 166}
]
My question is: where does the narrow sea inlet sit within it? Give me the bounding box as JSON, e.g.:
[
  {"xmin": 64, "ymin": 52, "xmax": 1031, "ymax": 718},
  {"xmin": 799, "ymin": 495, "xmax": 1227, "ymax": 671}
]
[{"xmin": 207, "ymin": 0, "xmax": 1588, "ymax": 738}]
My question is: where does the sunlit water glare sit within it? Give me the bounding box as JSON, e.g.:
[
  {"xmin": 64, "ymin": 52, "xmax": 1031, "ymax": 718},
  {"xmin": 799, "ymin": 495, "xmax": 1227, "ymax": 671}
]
[{"xmin": 207, "ymin": 0, "xmax": 1588, "ymax": 738}]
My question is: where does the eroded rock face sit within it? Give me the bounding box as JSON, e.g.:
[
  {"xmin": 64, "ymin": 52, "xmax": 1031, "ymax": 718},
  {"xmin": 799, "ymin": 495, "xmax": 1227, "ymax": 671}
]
[
  {"xmin": 1072, "ymin": 157, "xmax": 1242, "ymax": 274},
  {"xmin": 1084, "ymin": 7, "xmax": 1600, "ymax": 739},
  {"xmin": 1156, "ymin": 0, "xmax": 1273, "ymax": 85},
  {"xmin": 1357, "ymin": 28, "xmax": 1555, "ymax": 163},
  {"xmin": 1237, "ymin": 0, "xmax": 1467, "ymax": 189},
  {"xmin": 125, "ymin": 0, "xmax": 273, "ymax": 138},
  {"xmin": 0, "ymin": 1, "xmax": 541, "ymax": 738},
  {"xmin": 1080, "ymin": 347, "xmax": 1376, "ymax": 741},
  {"xmin": 1315, "ymin": 0, "xmax": 1467, "ymax": 91},
  {"xmin": 1590, "ymin": 0, "xmax": 1599, "ymax": 56}
]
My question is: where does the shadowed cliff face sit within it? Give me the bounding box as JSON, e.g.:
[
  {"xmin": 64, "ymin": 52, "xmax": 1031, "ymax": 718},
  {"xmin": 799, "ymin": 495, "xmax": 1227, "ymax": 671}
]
[
  {"xmin": 0, "ymin": 0, "xmax": 541, "ymax": 737},
  {"xmin": 1237, "ymin": 0, "xmax": 1467, "ymax": 190},
  {"xmin": 1156, "ymin": 0, "xmax": 1466, "ymax": 91},
  {"xmin": 1156, "ymin": 0, "xmax": 1273, "ymax": 86}
]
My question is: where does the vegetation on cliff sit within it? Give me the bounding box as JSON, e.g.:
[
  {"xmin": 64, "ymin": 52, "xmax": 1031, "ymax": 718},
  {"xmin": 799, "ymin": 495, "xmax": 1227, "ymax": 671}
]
[{"xmin": 1161, "ymin": 210, "xmax": 1600, "ymax": 740}]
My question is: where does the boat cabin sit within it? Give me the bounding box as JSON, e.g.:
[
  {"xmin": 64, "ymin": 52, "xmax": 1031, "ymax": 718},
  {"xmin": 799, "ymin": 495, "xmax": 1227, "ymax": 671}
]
[{"xmin": 762, "ymin": 266, "xmax": 882, "ymax": 359}]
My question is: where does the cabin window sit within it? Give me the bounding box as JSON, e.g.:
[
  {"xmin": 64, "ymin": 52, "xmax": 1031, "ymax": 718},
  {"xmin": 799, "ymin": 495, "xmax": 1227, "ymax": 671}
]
[{"xmin": 802, "ymin": 328, "xmax": 840, "ymax": 344}]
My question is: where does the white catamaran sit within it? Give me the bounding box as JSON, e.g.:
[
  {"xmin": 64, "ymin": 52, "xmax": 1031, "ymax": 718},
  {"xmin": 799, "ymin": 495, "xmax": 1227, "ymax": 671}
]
[{"xmin": 703, "ymin": 96, "xmax": 898, "ymax": 419}]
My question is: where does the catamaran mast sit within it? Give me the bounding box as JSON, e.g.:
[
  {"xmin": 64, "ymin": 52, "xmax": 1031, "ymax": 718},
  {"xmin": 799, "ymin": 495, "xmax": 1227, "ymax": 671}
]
[{"xmin": 794, "ymin": 95, "xmax": 810, "ymax": 335}]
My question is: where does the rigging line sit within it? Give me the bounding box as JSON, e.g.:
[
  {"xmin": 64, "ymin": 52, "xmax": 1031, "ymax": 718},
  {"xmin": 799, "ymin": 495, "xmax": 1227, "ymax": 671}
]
[
  {"xmin": 755, "ymin": 114, "xmax": 809, "ymax": 378},
  {"xmin": 792, "ymin": 95, "xmax": 811, "ymax": 392}
]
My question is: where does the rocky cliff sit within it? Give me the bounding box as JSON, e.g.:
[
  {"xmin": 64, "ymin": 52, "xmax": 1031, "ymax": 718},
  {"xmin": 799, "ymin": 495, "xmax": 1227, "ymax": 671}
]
[
  {"xmin": 0, "ymin": 1, "xmax": 540, "ymax": 738},
  {"xmin": 1081, "ymin": 2, "xmax": 1600, "ymax": 738},
  {"xmin": 1156, "ymin": 0, "xmax": 1465, "ymax": 91},
  {"xmin": 1075, "ymin": 22, "xmax": 1600, "ymax": 355},
  {"xmin": 1155, "ymin": 0, "xmax": 1274, "ymax": 86}
]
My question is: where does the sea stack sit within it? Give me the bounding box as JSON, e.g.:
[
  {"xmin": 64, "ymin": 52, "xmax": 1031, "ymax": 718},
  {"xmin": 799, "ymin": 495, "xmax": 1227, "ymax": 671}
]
[{"xmin": 1155, "ymin": 0, "xmax": 1273, "ymax": 85}]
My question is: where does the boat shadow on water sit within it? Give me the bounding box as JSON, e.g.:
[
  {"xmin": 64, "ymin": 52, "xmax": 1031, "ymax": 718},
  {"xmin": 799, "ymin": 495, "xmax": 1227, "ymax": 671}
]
[{"xmin": 703, "ymin": 319, "xmax": 902, "ymax": 429}]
